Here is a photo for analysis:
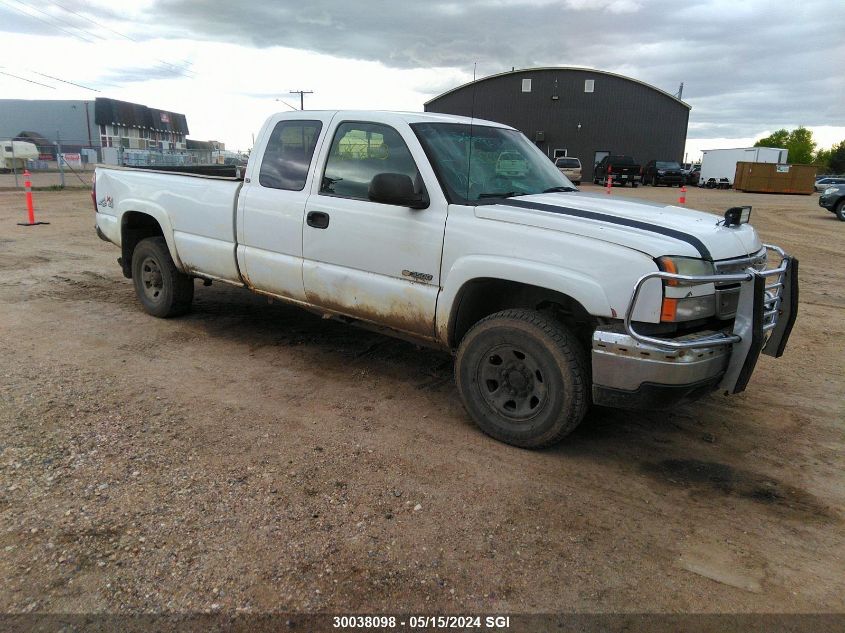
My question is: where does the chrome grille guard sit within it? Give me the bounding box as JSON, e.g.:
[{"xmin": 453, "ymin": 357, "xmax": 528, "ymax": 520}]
[{"xmin": 623, "ymin": 244, "xmax": 798, "ymax": 394}]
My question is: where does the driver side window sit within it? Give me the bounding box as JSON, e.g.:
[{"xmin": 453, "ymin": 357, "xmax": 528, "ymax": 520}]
[{"xmin": 320, "ymin": 122, "xmax": 421, "ymax": 200}]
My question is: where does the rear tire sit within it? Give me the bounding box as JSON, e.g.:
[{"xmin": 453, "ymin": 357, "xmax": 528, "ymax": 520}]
[
  {"xmin": 836, "ymin": 200, "xmax": 845, "ymax": 222},
  {"xmin": 455, "ymin": 309, "xmax": 588, "ymax": 448},
  {"xmin": 131, "ymin": 237, "xmax": 194, "ymax": 318}
]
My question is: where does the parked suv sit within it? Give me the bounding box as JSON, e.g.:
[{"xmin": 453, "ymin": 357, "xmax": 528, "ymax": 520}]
[
  {"xmin": 642, "ymin": 160, "xmax": 685, "ymax": 186},
  {"xmin": 819, "ymin": 183, "xmax": 845, "ymax": 221},
  {"xmin": 554, "ymin": 156, "xmax": 582, "ymax": 185}
]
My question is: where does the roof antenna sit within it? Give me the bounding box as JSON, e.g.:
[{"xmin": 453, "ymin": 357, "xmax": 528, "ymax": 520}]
[
  {"xmin": 676, "ymin": 82, "xmax": 684, "ymax": 100},
  {"xmin": 466, "ymin": 62, "xmax": 478, "ymax": 200}
]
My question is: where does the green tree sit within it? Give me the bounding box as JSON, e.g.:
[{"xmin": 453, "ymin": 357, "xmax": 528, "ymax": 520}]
[
  {"xmin": 754, "ymin": 126, "xmax": 816, "ymax": 164},
  {"xmin": 815, "ymin": 141, "xmax": 845, "ymax": 174},
  {"xmin": 815, "ymin": 147, "xmax": 831, "ymax": 171}
]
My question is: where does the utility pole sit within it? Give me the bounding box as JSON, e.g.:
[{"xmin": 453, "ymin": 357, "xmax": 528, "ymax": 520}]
[
  {"xmin": 56, "ymin": 131, "xmax": 65, "ymax": 188},
  {"xmin": 289, "ymin": 90, "xmax": 313, "ymax": 110},
  {"xmin": 10, "ymin": 139, "xmax": 19, "ymax": 189}
]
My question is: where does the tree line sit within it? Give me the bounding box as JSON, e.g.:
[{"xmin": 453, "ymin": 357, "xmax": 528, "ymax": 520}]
[{"xmin": 754, "ymin": 127, "xmax": 845, "ymax": 174}]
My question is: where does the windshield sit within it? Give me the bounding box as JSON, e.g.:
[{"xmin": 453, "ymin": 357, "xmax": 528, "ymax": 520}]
[
  {"xmin": 656, "ymin": 161, "xmax": 681, "ymax": 169},
  {"xmin": 411, "ymin": 122, "xmax": 575, "ymax": 204}
]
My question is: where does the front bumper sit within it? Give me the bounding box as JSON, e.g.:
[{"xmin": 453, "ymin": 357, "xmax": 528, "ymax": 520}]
[
  {"xmin": 656, "ymin": 174, "xmax": 684, "ymax": 184},
  {"xmin": 818, "ymin": 195, "xmax": 836, "ymax": 210},
  {"xmin": 592, "ymin": 244, "xmax": 798, "ymax": 409}
]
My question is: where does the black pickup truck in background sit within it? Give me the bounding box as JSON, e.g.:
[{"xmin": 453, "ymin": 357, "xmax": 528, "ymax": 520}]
[
  {"xmin": 642, "ymin": 160, "xmax": 685, "ymax": 187},
  {"xmin": 593, "ymin": 155, "xmax": 641, "ymax": 187}
]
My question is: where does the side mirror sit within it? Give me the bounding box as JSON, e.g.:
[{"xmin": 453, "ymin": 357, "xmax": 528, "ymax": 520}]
[{"xmin": 369, "ymin": 173, "xmax": 429, "ymax": 209}]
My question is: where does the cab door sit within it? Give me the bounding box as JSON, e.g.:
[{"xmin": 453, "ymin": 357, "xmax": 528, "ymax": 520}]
[
  {"xmin": 301, "ymin": 118, "xmax": 447, "ymax": 338},
  {"xmin": 237, "ymin": 113, "xmax": 333, "ymax": 301}
]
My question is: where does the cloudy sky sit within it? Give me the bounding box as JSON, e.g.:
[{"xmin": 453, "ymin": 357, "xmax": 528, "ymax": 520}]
[{"xmin": 1, "ymin": 0, "xmax": 843, "ymax": 159}]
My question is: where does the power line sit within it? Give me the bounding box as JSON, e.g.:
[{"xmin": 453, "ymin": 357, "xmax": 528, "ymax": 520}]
[
  {"xmin": 0, "ymin": 69, "xmax": 56, "ymax": 89},
  {"xmin": 31, "ymin": 70, "xmax": 100, "ymax": 92},
  {"xmin": 14, "ymin": 0, "xmax": 105, "ymax": 40},
  {"xmin": 45, "ymin": 0, "xmax": 197, "ymax": 77},
  {"xmin": 0, "ymin": 0, "xmax": 197, "ymax": 81},
  {"xmin": 0, "ymin": 0, "xmax": 96, "ymax": 43},
  {"xmin": 275, "ymin": 99, "xmax": 299, "ymax": 111}
]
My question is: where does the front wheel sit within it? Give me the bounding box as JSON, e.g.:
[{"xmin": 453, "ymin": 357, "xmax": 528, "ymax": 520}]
[
  {"xmin": 455, "ymin": 310, "xmax": 589, "ymax": 448},
  {"xmin": 836, "ymin": 200, "xmax": 845, "ymax": 222},
  {"xmin": 131, "ymin": 237, "xmax": 194, "ymax": 317}
]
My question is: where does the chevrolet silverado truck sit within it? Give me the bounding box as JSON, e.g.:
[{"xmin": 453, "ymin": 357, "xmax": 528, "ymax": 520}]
[
  {"xmin": 593, "ymin": 155, "xmax": 641, "ymax": 187},
  {"xmin": 94, "ymin": 111, "xmax": 798, "ymax": 448}
]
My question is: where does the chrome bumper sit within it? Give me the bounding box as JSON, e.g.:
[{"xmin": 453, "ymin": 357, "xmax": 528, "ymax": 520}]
[{"xmin": 592, "ymin": 244, "xmax": 798, "ymax": 408}]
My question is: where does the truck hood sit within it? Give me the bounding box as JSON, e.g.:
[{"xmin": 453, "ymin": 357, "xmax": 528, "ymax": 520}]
[{"xmin": 475, "ymin": 192, "xmax": 762, "ymax": 261}]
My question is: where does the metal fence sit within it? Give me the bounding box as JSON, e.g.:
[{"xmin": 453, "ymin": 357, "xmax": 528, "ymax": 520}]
[{"xmin": 1, "ymin": 133, "xmax": 248, "ymax": 189}]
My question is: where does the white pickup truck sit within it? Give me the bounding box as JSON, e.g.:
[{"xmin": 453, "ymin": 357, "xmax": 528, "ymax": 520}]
[{"xmin": 94, "ymin": 111, "xmax": 798, "ymax": 448}]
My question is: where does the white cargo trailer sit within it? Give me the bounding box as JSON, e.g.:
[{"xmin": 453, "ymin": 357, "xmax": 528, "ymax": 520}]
[{"xmin": 699, "ymin": 147, "xmax": 787, "ymax": 187}]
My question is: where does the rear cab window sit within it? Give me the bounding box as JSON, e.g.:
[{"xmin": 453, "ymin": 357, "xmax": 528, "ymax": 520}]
[{"xmin": 259, "ymin": 120, "xmax": 323, "ymax": 190}]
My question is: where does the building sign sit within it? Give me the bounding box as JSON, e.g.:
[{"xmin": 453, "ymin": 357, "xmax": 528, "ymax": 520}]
[
  {"xmin": 160, "ymin": 112, "xmax": 171, "ymax": 124},
  {"xmin": 61, "ymin": 152, "xmax": 82, "ymax": 168}
]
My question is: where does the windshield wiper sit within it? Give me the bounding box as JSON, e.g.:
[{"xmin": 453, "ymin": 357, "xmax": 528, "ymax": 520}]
[
  {"xmin": 477, "ymin": 191, "xmax": 526, "ymax": 199},
  {"xmin": 542, "ymin": 186, "xmax": 578, "ymax": 193}
]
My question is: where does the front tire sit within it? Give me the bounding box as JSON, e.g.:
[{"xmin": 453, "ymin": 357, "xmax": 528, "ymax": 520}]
[
  {"xmin": 131, "ymin": 237, "xmax": 194, "ymax": 317},
  {"xmin": 836, "ymin": 199, "xmax": 845, "ymax": 222},
  {"xmin": 455, "ymin": 310, "xmax": 588, "ymax": 448}
]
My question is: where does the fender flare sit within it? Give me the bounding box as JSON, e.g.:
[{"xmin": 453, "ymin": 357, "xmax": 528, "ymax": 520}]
[
  {"xmin": 116, "ymin": 199, "xmax": 186, "ymax": 272},
  {"xmin": 436, "ymin": 255, "xmax": 613, "ymax": 345}
]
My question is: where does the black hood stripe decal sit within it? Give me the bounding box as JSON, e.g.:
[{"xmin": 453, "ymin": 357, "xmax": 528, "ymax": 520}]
[{"xmin": 502, "ymin": 199, "xmax": 712, "ymax": 260}]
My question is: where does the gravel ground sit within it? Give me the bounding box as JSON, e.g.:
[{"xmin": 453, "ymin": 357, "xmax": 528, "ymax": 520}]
[{"xmin": 0, "ymin": 185, "xmax": 843, "ymax": 615}]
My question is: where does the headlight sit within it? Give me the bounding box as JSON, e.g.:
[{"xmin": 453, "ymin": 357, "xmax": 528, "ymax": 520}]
[
  {"xmin": 657, "ymin": 256, "xmax": 715, "ymax": 278},
  {"xmin": 655, "ymin": 256, "xmax": 716, "ymax": 322},
  {"xmin": 824, "ymin": 187, "xmax": 837, "ymax": 195}
]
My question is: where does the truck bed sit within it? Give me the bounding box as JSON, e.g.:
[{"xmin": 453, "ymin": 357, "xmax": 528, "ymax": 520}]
[{"xmin": 99, "ymin": 164, "xmax": 244, "ymax": 180}]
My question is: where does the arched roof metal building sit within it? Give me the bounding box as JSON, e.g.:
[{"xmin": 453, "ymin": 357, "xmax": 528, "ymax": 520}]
[{"xmin": 424, "ymin": 67, "xmax": 690, "ymax": 181}]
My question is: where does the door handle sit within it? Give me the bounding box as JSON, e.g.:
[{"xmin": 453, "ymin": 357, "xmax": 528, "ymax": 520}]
[{"xmin": 306, "ymin": 211, "xmax": 330, "ymax": 229}]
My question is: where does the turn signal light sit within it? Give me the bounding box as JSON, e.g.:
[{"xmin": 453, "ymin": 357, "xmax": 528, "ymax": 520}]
[{"xmin": 661, "ymin": 297, "xmax": 678, "ymax": 321}]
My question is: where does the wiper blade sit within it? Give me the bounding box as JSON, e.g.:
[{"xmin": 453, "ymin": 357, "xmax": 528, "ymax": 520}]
[
  {"xmin": 543, "ymin": 186, "xmax": 578, "ymax": 193},
  {"xmin": 477, "ymin": 191, "xmax": 525, "ymax": 199}
]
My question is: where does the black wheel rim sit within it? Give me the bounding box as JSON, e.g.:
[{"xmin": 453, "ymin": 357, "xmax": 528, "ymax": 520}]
[
  {"xmin": 476, "ymin": 344, "xmax": 549, "ymax": 421},
  {"xmin": 140, "ymin": 256, "xmax": 164, "ymax": 302}
]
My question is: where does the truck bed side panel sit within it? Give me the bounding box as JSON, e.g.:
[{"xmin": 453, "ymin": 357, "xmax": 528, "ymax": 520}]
[{"xmin": 97, "ymin": 168, "xmax": 242, "ymax": 282}]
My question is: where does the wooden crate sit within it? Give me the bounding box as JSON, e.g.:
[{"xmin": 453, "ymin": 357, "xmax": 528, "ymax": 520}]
[{"xmin": 734, "ymin": 162, "xmax": 816, "ymax": 195}]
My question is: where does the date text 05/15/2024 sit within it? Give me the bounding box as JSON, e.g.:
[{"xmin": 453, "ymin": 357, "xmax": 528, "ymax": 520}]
[{"xmin": 332, "ymin": 615, "xmax": 511, "ymax": 629}]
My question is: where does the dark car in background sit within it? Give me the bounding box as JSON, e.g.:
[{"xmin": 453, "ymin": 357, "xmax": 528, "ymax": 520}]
[
  {"xmin": 819, "ymin": 183, "xmax": 845, "ymax": 221},
  {"xmin": 642, "ymin": 160, "xmax": 685, "ymax": 186},
  {"xmin": 593, "ymin": 155, "xmax": 641, "ymax": 187}
]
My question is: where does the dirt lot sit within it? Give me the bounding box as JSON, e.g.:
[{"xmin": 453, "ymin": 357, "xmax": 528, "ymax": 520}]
[{"xmin": 0, "ymin": 184, "xmax": 843, "ymax": 615}]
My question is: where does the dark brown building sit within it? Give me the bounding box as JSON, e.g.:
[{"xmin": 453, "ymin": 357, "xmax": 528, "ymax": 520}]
[{"xmin": 424, "ymin": 67, "xmax": 690, "ymax": 181}]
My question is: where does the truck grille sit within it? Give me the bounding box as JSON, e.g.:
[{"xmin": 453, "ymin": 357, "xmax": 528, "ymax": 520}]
[{"xmin": 714, "ymin": 247, "xmax": 785, "ymax": 332}]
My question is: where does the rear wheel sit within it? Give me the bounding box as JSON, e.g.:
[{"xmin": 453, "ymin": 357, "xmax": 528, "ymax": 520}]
[
  {"xmin": 131, "ymin": 237, "xmax": 194, "ymax": 317},
  {"xmin": 455, "ymin": 310, "xmax": 588, "ymax": 448}
]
